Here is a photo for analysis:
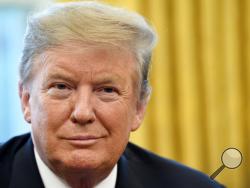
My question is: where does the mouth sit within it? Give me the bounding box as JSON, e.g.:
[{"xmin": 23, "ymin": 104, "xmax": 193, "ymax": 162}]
[{"xmin": 62, "ymin": 135, "xmax": 104, "ymax": 147}]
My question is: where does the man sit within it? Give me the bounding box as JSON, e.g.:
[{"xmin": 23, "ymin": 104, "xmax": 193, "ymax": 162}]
[{"xmin": 0, "ymin": 1, "xmax": 224, "ymax": 188}]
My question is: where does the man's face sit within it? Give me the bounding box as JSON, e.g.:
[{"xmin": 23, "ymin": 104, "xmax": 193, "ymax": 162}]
[{"xmin": 20, "ymin": 45, "xmax": 146, "ymax": 176}]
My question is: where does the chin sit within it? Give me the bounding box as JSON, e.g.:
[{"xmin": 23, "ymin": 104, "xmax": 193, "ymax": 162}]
[{"xmin": 54, "ymin": 150, "xmax": 110, "ymax": 173}]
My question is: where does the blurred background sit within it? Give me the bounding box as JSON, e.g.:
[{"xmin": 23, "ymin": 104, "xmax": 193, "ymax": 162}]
[{"xmin": 0, "ymin": 0, "xmax": 249, "ymax": 187}]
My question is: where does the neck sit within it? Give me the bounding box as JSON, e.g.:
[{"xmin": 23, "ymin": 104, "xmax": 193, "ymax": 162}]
[
  {"xmin": 46, "ymin": 163, "xmax": 114, "ymax": 188},
  {"xmin": 34, "ymin": 147, "xmax": 116, "ymax": 188},
  {"xmin": 59, "ymin": 169, "xmax": 111, "ymax": 188}
]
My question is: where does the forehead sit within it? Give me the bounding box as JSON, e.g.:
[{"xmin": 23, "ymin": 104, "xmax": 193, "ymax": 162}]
[{"xmin": 32, "ymin": 44, "xmax": 138, "ymax": 84}]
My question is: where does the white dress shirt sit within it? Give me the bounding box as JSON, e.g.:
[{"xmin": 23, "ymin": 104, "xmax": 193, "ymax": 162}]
[{"xmin": 34, "ymin": 147, "xmax": 117, "ymax": 188}]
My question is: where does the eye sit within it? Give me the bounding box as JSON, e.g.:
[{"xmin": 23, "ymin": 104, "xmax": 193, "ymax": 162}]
[
  {"xmin": 102, "ymin": 87, "xmax": 116, "ymax": 93},
  {"xmin": 95, "ymin": 86, "xmax": 119, "ymax": 101},
  {"xmin": 54, "ymin": 83, "xmax": 68, "ymax": 90},
  {"xmin": 47, "ymin": 82, "xmax": 72, "ymax": 98}
]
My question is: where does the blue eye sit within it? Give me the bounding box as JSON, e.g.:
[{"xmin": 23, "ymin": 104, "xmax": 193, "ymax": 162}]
[
  {"xmin": 95, "ymin": 86, "xmax": 119, "ymax": 101},
  {"xmin": 47, "ymin": 82, "xmax": 72, "ymax": 98},
  {"xmin": 103, "ymin": 87, "xmax": 115, "ymax": 93},
  {"xmin": 55, "ymin": 83, "xmax": 68, "ymax": 90}
]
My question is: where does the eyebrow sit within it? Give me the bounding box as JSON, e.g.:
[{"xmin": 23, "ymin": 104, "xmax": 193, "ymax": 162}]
[
  {"xmin": 92, "ymin": 74, "xmax": 126, "ymax": 86},
  {"xmin": 44, "ymin": 64, "xmax": 127, "ymax": 85},
  {"xmin": 44, "ymin": 68, "xmax": 78, "ymax": 84}
]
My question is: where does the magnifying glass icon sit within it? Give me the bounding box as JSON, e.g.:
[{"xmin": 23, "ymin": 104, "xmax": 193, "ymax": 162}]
[{"xmin": 210, "ymin": 148, "xmax": 243, "ymax": 179}]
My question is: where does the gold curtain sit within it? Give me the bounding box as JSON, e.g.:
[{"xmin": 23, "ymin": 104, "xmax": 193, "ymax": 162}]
[{"xmin": 59, "ymin": 0, "xmax": 250, "ymax": 187}]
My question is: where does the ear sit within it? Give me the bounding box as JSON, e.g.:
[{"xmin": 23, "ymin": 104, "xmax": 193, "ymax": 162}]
[
  {"xmin": 19, "ymin": 82, "xmax": 31, "ymax": 124},
  {"xmin": 131, "ymin": 100, "xmax": 148, "ymax": 132}
]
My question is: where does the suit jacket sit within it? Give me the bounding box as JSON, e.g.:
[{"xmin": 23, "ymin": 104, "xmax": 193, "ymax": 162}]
[{"xmin": 0, "ymin": 133, "xmax": 224, "ymax": 188}]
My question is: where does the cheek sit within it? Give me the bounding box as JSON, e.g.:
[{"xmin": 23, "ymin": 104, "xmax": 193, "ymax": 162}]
[
  {"xmin": 31, "ymin": 96, "xmax": 71, "ymax": 126},
  {"xmin": 30, "ymin": 96, "xmax": 71, "ymax": 145},
  {"xmin": 95, "ymin": 100, "xmax": 136, "ymax": 136}
]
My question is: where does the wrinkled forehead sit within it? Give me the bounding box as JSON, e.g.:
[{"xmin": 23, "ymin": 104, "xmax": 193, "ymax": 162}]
[
  {"xmin": 29, "ymin": 43, "xmax": 140, "ymax": 86},
  {"xmin": 38, "ymin": 43, "xmax": 137, "ymax": 70}
]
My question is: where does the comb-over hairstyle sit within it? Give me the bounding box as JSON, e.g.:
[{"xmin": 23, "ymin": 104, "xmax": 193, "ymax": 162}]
[{"xmin": 19, "ymin": 1, "xmax": 157, "ymax": 101}]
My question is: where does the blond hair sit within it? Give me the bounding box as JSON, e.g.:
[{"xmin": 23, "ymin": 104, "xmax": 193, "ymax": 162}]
[{"xmin": 19, "ymin": 1, "xmax": 157, "ymax": 101}]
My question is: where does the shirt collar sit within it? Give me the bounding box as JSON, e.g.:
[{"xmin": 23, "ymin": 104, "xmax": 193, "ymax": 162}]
[{"xmin": 34, "ymin": 147, "xmax": 117, "ymax": 188}]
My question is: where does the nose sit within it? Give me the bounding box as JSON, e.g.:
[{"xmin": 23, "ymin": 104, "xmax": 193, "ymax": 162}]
[{"xmin": 70, "ymin": 88, "xmax": 96, "ymax": 125}]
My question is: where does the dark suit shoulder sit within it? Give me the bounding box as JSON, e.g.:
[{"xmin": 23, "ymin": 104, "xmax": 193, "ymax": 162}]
[
  {"xmin": 0, "ymin": 133, "xmax": 31, "ymax": 187},
  {"xmin": 124, "ymin": 142, "xmax": 225, "ymax": 188},
  {"xmin": 0, "ymin": 133, "xmax": 31, "ymax": 161}
]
